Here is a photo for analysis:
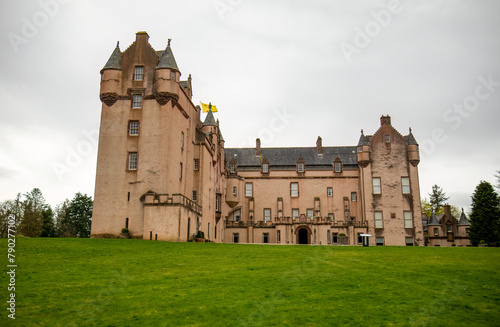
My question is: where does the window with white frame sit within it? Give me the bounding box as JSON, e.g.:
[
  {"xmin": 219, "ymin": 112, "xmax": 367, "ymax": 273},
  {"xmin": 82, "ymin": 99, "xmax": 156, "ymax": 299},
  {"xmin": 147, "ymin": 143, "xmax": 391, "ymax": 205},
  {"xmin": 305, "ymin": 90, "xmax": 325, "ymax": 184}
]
[
  {"xmin": 134, "ymin": 66, "xmax": 143, "ymax": 81},
  {"xmin": 292, "ymin": 209, "xmax": 299, "ymax": 219},
  {"xmin": 351, "ymin": 192, "xmax": 357, "ymax": 202},
  {"xmin": 129, "ymin": 121, "xmax": 139, "ymax": 136},
  {"xmin": 234, "ymin": 209, "xmax": 241, "ymax": 222},
  {"xmin": 264, "ymin": 209, "xmax": 271, "ymax": 222},
  {"xmin": 297, "ymin": 162, "xmax": 304, "ymax": 173},
  {"xmin": 374, "ymin": 211, "xmax": 383, "ymax": 228},
  {"xmin": 401, "ymin": 177, "xmax": 410, "ymax": 194},
  {"xmin": 128, "ymin": 153, "xmax": 138, "ymax": 170},
  {"xmin": 307, "ymin": 209, "xmax": 313, "ymax": 218},
  {"xmin": 193, "ymin": 159, "xmax": 199, "ymax": 171},
  {"xmin": 245, "ymin": 183, "xmax": 252, "ymax": 197},
  {"xmin": 328, "ymin": 213, "xmax": 334, "ymax": 221},
  {"xmin": 132, "ymin": 94, "xmax": 142, "ymax": 108},
  {"xmin": 232, "ymin": 186, "xmax": 237, "ymax": 196},
  {"xmin": 230, "ymin": 163, "xmax": 236, "ymax": 174},
  {"xmin": 262, "ymin": 163, "xmax": 269, "ymax": 173},
  {"xmin": 290, "ymin": 183, "xmax": 298, "ymax": 197},
  {"xmin": 334, "ymin": 162, "xmax": 342, "ymax": 173},
  {"xmin": 373, "ymin": 177, "xmax": 381, "ymax": 194},
  {"xmin": 404, "ymin": 211, "xmax": 413, "ymax": 228},
  {"xmin": 327, "ymin": 187, "xmax": 333, "ymax": 197}
]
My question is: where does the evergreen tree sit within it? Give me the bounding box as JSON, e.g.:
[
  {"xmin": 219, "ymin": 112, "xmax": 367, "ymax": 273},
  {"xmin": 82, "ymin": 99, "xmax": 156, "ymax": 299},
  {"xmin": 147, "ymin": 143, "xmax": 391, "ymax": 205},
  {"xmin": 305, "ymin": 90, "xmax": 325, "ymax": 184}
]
[
  {"xmin": 41, "ymin": 206, "xmax": 56, "ymax": 237},
  {"xmin": 428, "ymin": 185, "xmax": 449, "ymax": 214},
  {"xmin": 468, "ymin": 181, "xmax": 500, "ymax": 246},
  {"xmin": 495, "ymin": 171, "xmax": 500, "ymax": 190},
  {"xmin": 19, "ymin": 188, "xmax": 46, "ymax": 237},
  {"xmin": 55, "ymin": 199, "xmax": 71, "ymax": 237},
  {"xmin": 60, "ymin": 193, "xmax": 93, "ymax": 238}
]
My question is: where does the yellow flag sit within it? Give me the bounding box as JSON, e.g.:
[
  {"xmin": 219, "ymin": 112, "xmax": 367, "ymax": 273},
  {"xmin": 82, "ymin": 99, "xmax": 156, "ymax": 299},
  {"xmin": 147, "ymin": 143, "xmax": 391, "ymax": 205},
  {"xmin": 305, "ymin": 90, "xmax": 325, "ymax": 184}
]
[{"xmin": 201, "ymin": 102, "xmax": 218, "ymax": 113}]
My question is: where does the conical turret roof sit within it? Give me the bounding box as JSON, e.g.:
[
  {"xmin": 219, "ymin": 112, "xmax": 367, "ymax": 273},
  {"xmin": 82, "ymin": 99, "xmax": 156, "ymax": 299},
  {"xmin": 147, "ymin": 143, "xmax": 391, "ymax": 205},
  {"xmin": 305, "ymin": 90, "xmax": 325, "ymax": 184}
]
[
  {"xmin": 357, "ymin": 130, "xmax": 370, "ymax": 146},
  {"xmin": 203, "ymin": 107, "xmax": 217, "ymax": 126},
  {"xmin": 102, "ymin": 42, "xmax": 122, "ymax": 70},
  {"xmin": 157, "ymin": 40, "xmax": 179, "ymax": 72},
  {"xmin": 427, "ymin": 211, "xmax": 440, "ymax": 225},
  {"xmin": 458, "ymin": 208, "xmax": 470, "ymax": 226},
  {"xmin": 406, "ymin": 128, "xmax": 419, "ymax": 145}
]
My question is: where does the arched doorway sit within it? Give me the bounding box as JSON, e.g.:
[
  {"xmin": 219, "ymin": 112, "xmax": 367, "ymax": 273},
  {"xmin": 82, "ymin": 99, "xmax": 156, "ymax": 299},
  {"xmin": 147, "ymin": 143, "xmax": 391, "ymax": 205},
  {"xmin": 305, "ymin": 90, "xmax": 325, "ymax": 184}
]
[{"xmin": 296, "ymin": 227, "xmax": 310, "ymax": 244}]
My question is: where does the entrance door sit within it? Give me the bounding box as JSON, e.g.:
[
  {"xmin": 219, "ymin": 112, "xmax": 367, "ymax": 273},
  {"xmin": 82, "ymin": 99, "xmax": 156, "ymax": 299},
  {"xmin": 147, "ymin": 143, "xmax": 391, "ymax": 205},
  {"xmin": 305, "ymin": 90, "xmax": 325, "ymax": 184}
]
[{"xmin": 298, "ymin": 228, "xmax": 309, "ymax": 244}]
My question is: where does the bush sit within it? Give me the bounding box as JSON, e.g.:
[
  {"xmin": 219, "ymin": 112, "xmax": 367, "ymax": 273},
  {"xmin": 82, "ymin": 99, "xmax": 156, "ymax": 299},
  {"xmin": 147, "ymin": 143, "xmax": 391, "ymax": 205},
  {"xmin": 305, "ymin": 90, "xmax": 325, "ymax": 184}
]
[
  {"xmin": 339, "ymin": 233, "xmax": 346, "ymax": 237},
  {"xmin": 121, "ymin": 228, "xmax": 129, "ymax": 234},
  {"xmin": 196, "ymin": 231, "xmax": 205, "ymax": 239}
]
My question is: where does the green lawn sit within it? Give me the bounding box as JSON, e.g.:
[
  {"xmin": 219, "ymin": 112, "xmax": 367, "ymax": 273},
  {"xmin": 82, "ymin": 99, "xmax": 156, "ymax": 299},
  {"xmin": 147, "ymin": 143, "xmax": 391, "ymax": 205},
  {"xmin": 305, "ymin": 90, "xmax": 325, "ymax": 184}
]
[{"xmin": 1, "ymin": 239, "xmax": 499, "ymax": 326}]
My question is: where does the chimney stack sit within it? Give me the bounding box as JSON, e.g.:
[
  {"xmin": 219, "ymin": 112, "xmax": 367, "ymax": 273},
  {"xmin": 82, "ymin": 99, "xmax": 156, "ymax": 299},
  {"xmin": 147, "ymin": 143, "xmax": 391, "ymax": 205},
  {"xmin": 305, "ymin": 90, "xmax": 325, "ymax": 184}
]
[
  {"xmin": 255, "ymin": 138, "xmax": 261, "ymax": 156},
  {"xmin": 380, "ymin": 115, "xmax": 391, "ymax": 126},
  {"xmin": 316, "ymin": 136, "xmax": 323, "ymax": 154}
]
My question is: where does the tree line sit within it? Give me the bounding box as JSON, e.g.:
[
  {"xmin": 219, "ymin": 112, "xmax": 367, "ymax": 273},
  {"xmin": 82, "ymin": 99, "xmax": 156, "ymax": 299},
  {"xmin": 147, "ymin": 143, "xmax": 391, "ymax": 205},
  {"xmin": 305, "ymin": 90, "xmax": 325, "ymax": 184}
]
[
  {"xmin": 422, "ymin": 171, "xmax": 500, "ymax": 246},
  {"xmin": 0, "ymin": 188, "xmax": 92, "ymax": 238}
]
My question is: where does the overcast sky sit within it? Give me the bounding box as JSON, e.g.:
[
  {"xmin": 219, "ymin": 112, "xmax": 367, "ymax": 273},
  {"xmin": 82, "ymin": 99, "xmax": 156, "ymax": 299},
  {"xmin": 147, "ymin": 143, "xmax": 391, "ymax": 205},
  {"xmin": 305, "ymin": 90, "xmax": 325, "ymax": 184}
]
[{"xmin": 1, "ymin": 0, "xmax": 499, "ymax": 213}]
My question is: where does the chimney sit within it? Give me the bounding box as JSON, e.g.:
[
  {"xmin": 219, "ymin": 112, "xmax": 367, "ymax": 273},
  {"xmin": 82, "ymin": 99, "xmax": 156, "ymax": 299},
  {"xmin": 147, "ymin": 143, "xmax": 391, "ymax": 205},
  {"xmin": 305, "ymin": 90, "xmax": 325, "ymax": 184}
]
[
  {"xmin": 136, "ymin": 31, "xmax": 149, "ymax": 43},
  {"xmin": 255, "ymin": 138, "xmax": 261, "ymax": 157},
  {"xmin": 443, "ymin": 204, "xmax": 452, "ymax": 218},
  {"xmin": 380, "ymin": 115, "xmax": 391, "ymax": 126},
  {"xmin": 316, "ymin": 136, "xmax": 323, "ymax": 154}
]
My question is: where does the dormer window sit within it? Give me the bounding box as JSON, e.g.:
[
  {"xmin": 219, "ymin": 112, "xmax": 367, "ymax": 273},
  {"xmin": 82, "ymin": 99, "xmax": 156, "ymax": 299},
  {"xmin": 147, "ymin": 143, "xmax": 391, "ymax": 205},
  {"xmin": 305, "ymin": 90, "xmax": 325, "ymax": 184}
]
[
  {"xmin": 297, "ymin": 162, "xmax": 304, "ymax": 173},
  {"xmin": 333, "ymin": 157, "xmax": 342, "ymax": 173},
  {"xmin": 229, "ymin": 158, "xmax": 237, "ymax": 174},
  {"xmin": 262, "ymin": 163, "xmax": 269, "ymax": 173},
  {"xmin": 134, "ymin": 66, "xmax": 143, "ymax": 81}
]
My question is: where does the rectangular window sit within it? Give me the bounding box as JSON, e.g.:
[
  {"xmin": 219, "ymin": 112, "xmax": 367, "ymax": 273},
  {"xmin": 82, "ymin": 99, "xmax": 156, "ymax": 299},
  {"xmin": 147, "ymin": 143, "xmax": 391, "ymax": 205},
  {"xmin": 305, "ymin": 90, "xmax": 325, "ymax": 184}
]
[
  {"xmin": 277, "ymin": 230, "xmax": 281, "ymax": 243},
  {"xmin": 373, "ymin": 177, "xmax": 381, "ymax": 194},
  {"xmin": 385, "ymin": 135, "xmax": 390, "ymax": 143},
  {"xmin": 358, "ymin": 146, "xmax": 363, "ymax": 152},
  {"xmin": 134, "ymin": 66, "xmax": 143, "ymax": 81},
  {"xmin": 263, "ymin": 233, "xmax": 269, "ymax": 244},
  {"xmin": 290, "ymin": 182, "xmax": 298, "ymax": 197},
  {"xmin": 357, "ymin": 233, "xmax": 363, "ymax": 244},
  {"xmin": 376, "ymin": 237, "xmax": 384, "ymax": 246},
  {"xmin": 292, "ymin": 209, "xmax": 299, "ymax": 219},
  {"xmin": 262, "ymin": 163, "xmax": 269, "ymax": 173},
  {"xmin": 132, "ymin": 94, "xmax": 142, "ymax": 108},
  {"xmin": 216, "ymin": 194, "xmax": 221, "ymax": 212},
  {"xmin": 334, "ymin": 162, "xmax": 342, "ymax": 172},
  {"xmin": 129, "ymin": 121, "xmax": 139, "ymax": 136},
  {"xmin": 434, "ymin": 228, "xmax": 439, "ymax": 236},
  {"xmin": 230, "ymin": 163, "xmax": 236, "ymax": 174},
  {"xmin": 264, "ymin": 209, "xmax": 271, "ymax": 222},
  {"xmin": 193, "ymin": 159, "xmax": 199, "ymax": 171},
  {"xmin": 447, "ymin": 225, "xmax": 452, "ymax": 233},
  {"xmin": 181, "ymin": 132, "xmax": 184, "ymax": 150},
  {"xmin": 232, "ymin": 186, "xmax": 237, "ymax": 196},
  {"xmin": 245, "ymin": 183, "xmax": 252, "ymax": 197},
  {"xmin": 234, "ymin": 209, "xmax": 241, "ymax": 222},
  {"xmin": 328, "ymin": 213, "xmax": 334, "ymax": 221},
  {"xmin": 374, "ymin": 211, "xmax": 383, "ymax": 228},
  {"xmin": 404, "ymin": 211, "xmax": 413, "ymax": 228},
  {"xmin": 402, "ymin": 177, "xmax": 410, "ymax": 194},
  {"xmin": 466, "ymin": 228, "xmax": 470, "ymax": 235},
  {"xmin": 233, "ymin": 233, "xmax": 239, "ymax": 243},
  {"xmin": 327, "ymin": 187, "xmax": 333, "ymax": 197},
  {"xmin": 327, "ymin": 230, "xmax": 331, "ymax": 244},
  {"xmin": 128, "ymin": 152, "xmax": 138, "ymax": 170},
  {"xmin": 179, "ymin": 163, "xmax": 183, "ymax": 180},
  {"xmin": 351, "ymin": 192, "xmax": 357, "ymax": 202},
  {"xmin": 170, "ymin": 71, "xmax": 175, "ymax": 80},
  {"xmin": 332, "ymin": 233, "xmax": 338, "ymax": 244},
  {"xmin": 192, "ymin": 190, "xmax": 197, "ymax": 202},
  {"xmin": 405, "ymin": 237, "xmax": 414, "ymax": 246},
  {"xmin": 298, "ymin": 163, "xmax": 304, "ymax": 173},
  {"xmin": 307, "ymin": 209, "xmax": 313, "ymax": 218}
]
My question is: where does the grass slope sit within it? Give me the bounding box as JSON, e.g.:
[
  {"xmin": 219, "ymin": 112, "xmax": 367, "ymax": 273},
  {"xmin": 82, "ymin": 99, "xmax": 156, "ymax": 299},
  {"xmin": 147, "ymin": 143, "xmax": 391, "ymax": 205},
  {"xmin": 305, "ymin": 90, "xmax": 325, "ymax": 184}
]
[{"xmin": 1, "ymin": 239, "xmax": 499, "ymax": 326}]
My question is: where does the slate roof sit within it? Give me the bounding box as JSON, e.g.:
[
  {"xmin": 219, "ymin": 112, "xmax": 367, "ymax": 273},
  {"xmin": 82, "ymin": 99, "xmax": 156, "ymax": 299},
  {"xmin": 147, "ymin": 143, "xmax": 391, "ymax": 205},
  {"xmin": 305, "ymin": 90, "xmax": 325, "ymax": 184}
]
[
  {"xmin": 427, "ymin": 212, "xmax": 440, "ymax": 225},
  {"xmin": 357, "ymin": 132, "xmax": 370, "ymax": 146},
  {"xmin": 458, "ymin": 209, "xmax": 470, "ymax": 226},
  {"xmin": 225, "ymin": 146, "xmax": 358, "ymax": 170},
  {"xmin": 405, "ymin": 129, "xmax": 419, "ymax": 145},
  {"xmin": 156, "ymin": 45, "xmax": 179, "ymax": 71},
  {"xmin": 203, "ymin": 109, "xmax": 217, "ymax": 126},
  {"xmin": 102, "ymin": 42, "xmax": 122, "ymax": 70}
]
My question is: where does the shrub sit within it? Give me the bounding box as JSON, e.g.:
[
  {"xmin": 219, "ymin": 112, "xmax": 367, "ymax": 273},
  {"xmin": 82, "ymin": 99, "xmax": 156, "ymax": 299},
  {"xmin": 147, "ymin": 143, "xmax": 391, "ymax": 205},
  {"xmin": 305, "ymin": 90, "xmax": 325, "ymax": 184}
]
[
  {"xmin": 196, "ymin": 231, "xmax": 205, "ymax": 239},
  {"xmin": 121, "ymin": 228, "xmax": 129, "ymax": 234},
  {"xmin": 339, "ymin": 233, "xmax": 346, "ymax": 237}
]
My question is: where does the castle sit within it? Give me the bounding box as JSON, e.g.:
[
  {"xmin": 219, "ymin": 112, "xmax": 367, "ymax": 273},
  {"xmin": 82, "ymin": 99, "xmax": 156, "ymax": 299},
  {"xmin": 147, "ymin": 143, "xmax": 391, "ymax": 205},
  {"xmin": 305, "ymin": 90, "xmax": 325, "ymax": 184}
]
[{"xmin": 91, "ymin": 32, "xmax": 426, "ymax": 246}]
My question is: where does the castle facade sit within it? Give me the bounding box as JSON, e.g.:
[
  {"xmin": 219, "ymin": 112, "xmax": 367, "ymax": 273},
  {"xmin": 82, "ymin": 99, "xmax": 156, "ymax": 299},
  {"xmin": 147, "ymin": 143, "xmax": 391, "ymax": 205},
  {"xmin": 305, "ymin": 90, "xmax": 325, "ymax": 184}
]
[{"xmin": 91, "ymin": 32, "xmax": 425, "ymax": 246}]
